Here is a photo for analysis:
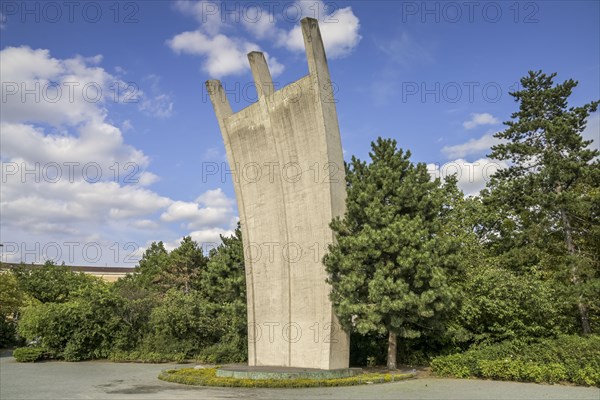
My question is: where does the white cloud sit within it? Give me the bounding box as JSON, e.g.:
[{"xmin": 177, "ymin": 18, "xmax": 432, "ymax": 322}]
[
  {"xmin": 275, "ymin": 2, "xmax": 362, "ymax": 59},
  {"xmin": 173, "ymin": 0, "xmax": 225, "ymax": 36},
  {"xmin": 114, "ymin": 66, "xmax": 127, "ymax": 75},
  {"xmin": 167, "ymin": 30, "xmax": 283, "ymax": 78},
  {"xmin": 190, "ymin": 227, "xmax": 234, "ymax": 247},
  {"xmin": 375, "ymin": 33, "xmax": 433, "ymax": 67},
  {"xmin": 196, "ymin": 188, "xmax": 235, "ymax": 207},
  {"xmin": 0, "ymin": 46, "xmax": 236, "ymax": 266},
  {"xmin": 1, "ymin": 179, "xmax": 171, "ymax": 228},
  {"xmin": 139, "ymin": 93, "xmax": 174, "ymax": 118},
  {"xmin": 428, "ymin": 158, "xmax": 509, "ymax": 196},
  {"xmin": 132, "ymin": 219, "xmax": 160, "ymax": 230},
  {"xmin": 163, "ymin": 227, "xmax": 234, "ymax": 252},
  {"xmin": 1, "ymin": 47, "xmax": 64, "ymax": 81},
  {"xmin": 441, "ymin": 133, "xmax": 501, "ymax": 159},
  {"xmin": 201, "ymin": 147, "xmax": 226, "ymax": 161},
  {"xmin": 242, "ymin": 6, "xmax": 280, "ymax": 40},
  {"xmin": 121, "ymin": 119, "xmax": 134, "ymax": 132},
  {"xmin": 137, "ymin": 74, "xmax": 174, "ymax": 118},
  {"xmin": 443, "ymin": 112, "xmax": 598, "ymax": 161},
  {"xmin": 0, "ymin": 122, "xmax": 148, "ymax": 174},
  {"xmin": 1, "ymin": 47, "xmax": 109, "ymax": 127},
  {"xmin": 463, "ymin": 113, "xmax": 500, "ymax": 130},
  {"xmin": 160, "ymin": 188, "xmax": 235, "ymax": 230},
  {"xmin": 137, "ymin": 171, "xmax": 160, "ymax": 186},
  {"xmin": 0, "ymin": 47, "xmax": 150, "ymax": 178},
  {"xmin": 168, "ymin": 0, "xmax": 360, "ymax": 78},
  {"xmin": 1, "ymin": 46, "xmax": 171, "ymax": 125}
]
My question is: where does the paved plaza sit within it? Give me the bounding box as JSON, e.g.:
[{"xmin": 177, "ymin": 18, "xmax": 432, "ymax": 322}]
[{"xmin": 1, "ymin": 353, "xmax": 598, "ymax": 400}]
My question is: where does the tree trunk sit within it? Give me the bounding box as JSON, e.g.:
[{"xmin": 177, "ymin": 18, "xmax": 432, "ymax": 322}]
[
  {"xmin": 387, "ymin": 331, "xmax": 397, "ymax": 370},
  {"xmin": 560, "ymin": 208, "xmax": 591, "ymax": 334}
]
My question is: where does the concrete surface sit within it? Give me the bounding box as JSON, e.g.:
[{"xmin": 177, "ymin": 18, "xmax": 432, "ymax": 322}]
[
  {"xmin": 216, "ymin": 363, "xmax": 362, "ymax": 379},
  {"xmin": 206, "ymin": 17, "xmax": 349, "ymax": 369},
  {"xmin": 2, "ymin": 356, "xmax": 599, "ymax": 400}
]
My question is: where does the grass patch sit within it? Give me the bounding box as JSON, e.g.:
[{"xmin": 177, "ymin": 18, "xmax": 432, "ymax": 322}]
[
  {"xmin": 158, "ymin": 367, "xmax": 414, "ymax": 388},
  {"xmin": 430, "ymin": 335, "xmax": 600, "ymax": 386}
]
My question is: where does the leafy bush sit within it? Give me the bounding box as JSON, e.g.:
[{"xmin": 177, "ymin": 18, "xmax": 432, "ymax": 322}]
[
  {"xmin": 144, "ymin": 290, "xmax": 247, "ymax": 359},
  {"xmin": 18, "ymin": 283, "xmax": 125, "ymax": 360},
  {"xmin": 13, "ymin": 347, "xmax": 46, "ymax": 362},
  {"xmin": 143, "ymin": 290, "xmax": 219, "ymax": 356},
  {"xmin": 455, "ymin": 266, "xmax": 572, "ymax": 345},
  {"xmin": 109, "ymin": 350, "xmax": 186, "ymax": 363},
  {"xmin": 431, "ymin": 335, "xmax": 600, "ymax": 386},
  {"xmin": 196, "ymin": 338, "xmax": 247, "ymax": 364},
  {"xmin": 158, "ymin": 368, "xmax": 414, "ymax": 388}
]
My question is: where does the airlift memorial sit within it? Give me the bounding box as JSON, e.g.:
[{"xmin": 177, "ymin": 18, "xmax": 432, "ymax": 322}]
[{"xmin": 206, "ymin": 17, "xmax": 351, "ymax": 375}]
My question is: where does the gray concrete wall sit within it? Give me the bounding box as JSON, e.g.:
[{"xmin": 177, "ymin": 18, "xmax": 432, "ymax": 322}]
[{"xmin": 206, "ymin": 17, "xmax": 349, "ymax": 370}]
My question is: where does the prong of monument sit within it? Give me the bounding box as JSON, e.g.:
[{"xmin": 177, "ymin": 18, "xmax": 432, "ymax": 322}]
[
  {"xmin": 205, "ymin": 79, "xmax": 233, "ymax": 121},
  {"xmin": 247, "ymin": 51, "xmax": 274, "ymax": 98},
  {"xmin": 301, "ymin": 17, "xmax": 331, "ymax": 83}
]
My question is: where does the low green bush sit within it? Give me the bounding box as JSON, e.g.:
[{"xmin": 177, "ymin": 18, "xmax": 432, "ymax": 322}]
[
  {"xmin": 430, "ymin": 335, "xmax": 600, "ymax": 386},
  {"xmin": 158, "ymin": 367, "xmax": 414, "ymax": 388},
  {"xmin": 13, "ymin": 347, "xmax": 46, "ymax": 362},
  {"xmin": 195, "ymin": 338, "xmax": 247, "ymax": 364},
  {"xmin": 109, "ymin": 350, "xmax": 186, "ymax": 363}
]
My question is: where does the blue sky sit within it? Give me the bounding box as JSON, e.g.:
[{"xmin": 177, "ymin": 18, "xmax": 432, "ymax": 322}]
[{"xmin": 1, "ymin": 1, "xmax": 599, "ymax": 266}]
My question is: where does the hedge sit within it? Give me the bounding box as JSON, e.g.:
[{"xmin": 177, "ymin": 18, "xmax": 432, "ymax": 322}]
[{"xmin": 430, "ymin": 335, "xmax": 600, "ymax": 386}]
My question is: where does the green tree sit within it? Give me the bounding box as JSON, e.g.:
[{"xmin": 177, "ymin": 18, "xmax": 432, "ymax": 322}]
[
  {"xmin": 110, "ymin": 277, "xmax": 158, "ymax": 350},
  {"xmin": 145, "ymin": 289, "xmax": 217, "ymax": 356},
  {"xmin": 200, "ymin": 225, "xmax": 245, "ymax": 304},
  {"xmin": 155, "ymin": 237, "xmax": 207, "ymax": 293},
  {"xmin": 197, "ymin": 226, "xmax": 247, "ymax": 362},
  {"xmin": 12, "ymin": 260, "xmax": 97, "ymax": 303},
  {"xmin": 456, "ymin": 264, "xmax": 570, "ymax": 344},
  {"xmin": 0, "ymin": 273, "xmax": 24, "ymax": 317},
  {"xmin": 486, "ymin": 70, "xmax": 599, "ymax": 334},
  {"xmin": 0, "ymin": 272, "xmax": 25, "ymax": 346},
  {"xmin": 133, "ymin": 241, "xmax": 169, "ymax": 290},
  {"xmin": 324, "ymin": 138, "xmax": 464, "ymax": 369}
]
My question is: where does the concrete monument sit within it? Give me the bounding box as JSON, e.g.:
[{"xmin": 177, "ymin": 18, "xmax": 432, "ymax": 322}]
[{"xmin": 206, "ymin": 17, "xmax": 349, "ymax": 370}]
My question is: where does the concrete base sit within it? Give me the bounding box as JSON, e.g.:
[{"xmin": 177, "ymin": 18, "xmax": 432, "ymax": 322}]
[{"xmin": 216, "ymin": 364, "xmax": 362, "ymax": 380}]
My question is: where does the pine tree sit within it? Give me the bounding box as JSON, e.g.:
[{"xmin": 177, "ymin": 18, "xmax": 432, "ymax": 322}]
[
  {"xmin": 200, "ymin": 225, "xmax": 246, "ymax": 304},
  {"xmin": 324, "ymin": 138, "xmax": 464, "ymax": 369},
  {"xmin": 487, "ymin": 70, "xmax": 599, "ymax": 334},
  {"xmin": 157, "ymin": 237, "xmax": 206, "ymax": 293},
  {"xmin": 135, "ymin": 241, "xmax": 169, "ymax": 290}
]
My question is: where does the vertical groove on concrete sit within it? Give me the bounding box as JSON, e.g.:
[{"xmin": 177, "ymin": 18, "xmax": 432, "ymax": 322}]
[
  {"xmin": 261, "ymin": 89, "xmax": 293, "ymax": 368},
  {"xmin": 249, "ymin": 52, "xmax": 294, "ymax": 367},
  {"xmin": 263, "ymin": 94, "xmax": 294, "ymax": 368},
  {"xmin": 205, "ymin": 80, "xmax": 257, "ymax": 366}
]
